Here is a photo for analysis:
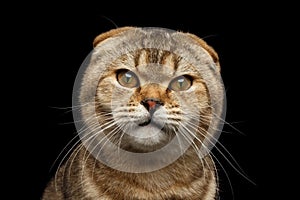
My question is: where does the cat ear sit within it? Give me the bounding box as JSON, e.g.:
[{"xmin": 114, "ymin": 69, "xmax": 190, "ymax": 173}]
[
  {"xmin": 185, "ymin": 33, "xmax": 221, "ymax": 72},
  {"xmin": 93, "ymin": 26, "xmax": 135, "ymax": 47}
]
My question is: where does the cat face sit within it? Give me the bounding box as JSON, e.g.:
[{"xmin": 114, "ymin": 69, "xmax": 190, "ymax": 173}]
[
  {"xmin": 95, "ymin": 49, "xmax": 211, "ymax": 152},
  {"xmin": 73, "ymin": 27, "xmax": 226, "ymax": 172}
]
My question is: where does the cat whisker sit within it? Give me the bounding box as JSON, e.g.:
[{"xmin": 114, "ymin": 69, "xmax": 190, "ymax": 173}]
[
  {"xmin": 81, "ymin": 119, "xmax": 119, "ymax": 161},
  {"xmin": 65, "ymin": 123, "xmax": 105, "ymax": 181},
  {"xmin": 180, "ymin": 111, "xmax": 243, "ymax": 171},
  {"xmin": 53, "ymin": 116, "xmax": 101, "ymax": 189},
  {"xmin": 184, "ymin": 113, "xmax": 247, "ymax": 174},
  {"xmin": 57, "ymin": 144, "xmax": 83, "ymax": 193},
  {"xmin": 86, "ymin": 121, "xmax": 121, "ymax": 159},
  {"xmin": 116, "ymin": 122, "xmax": 131, "ymax": 154},
  {"xmin": 83, "ymin": 123, "xmax": 121, "ymax": 181},
  {"xmin": 54, "ymin": 141, "xmax": 80, "ymax": 191},
  {"xmin": 177, "ymin": 123, "xmax": 207, "ymax": 179},
  {"xmin": 206, "ymin": 153, "xmax": 220, "ymax": 198},
  {"xmin": 173, "ymin": 126, "xmax": 184, "ymax": 155},
  {"xmin": 184, "ymin": 118, "xmax": 255, "ymax": 185},
  {"xmin": 210, "ymin": 150, "xmax": 235, "ymax": 200},
  {"xmin": 54, "ymin": 115, "xmax": 115, "ymax": 190},
  {"xmin": 91, "ymin": 122, "xmax": 128, "ymax": 180},
  {"xmin": 198, "ymin": 126, "xmax": 246, "ymax": 174},
  {"xmin": 49, "ymin": 102, "xmax": 94, "ymax": 114},
  {"xmin": 65, "ymin": 119, "xmax": 117, "ymax": 182},
  {"xmin": 211, "ymin": 112, "xmax": 245, "ymax": 136},
  {"xmin": 178, "ymin": 120, "xmax": 235, "ymax": 199},
  {"xmin": 101, "ymin": 15, "xmax": 119, "ymax": 28}
]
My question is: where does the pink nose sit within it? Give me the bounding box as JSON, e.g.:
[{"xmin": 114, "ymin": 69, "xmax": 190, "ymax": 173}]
[
  {"xmin": 141, "ymin": 98, "xmax": 163, "ymax": 112},
  {"xmin": 146, "ymin": 100, "xmax": 156, "ymax": 110}
]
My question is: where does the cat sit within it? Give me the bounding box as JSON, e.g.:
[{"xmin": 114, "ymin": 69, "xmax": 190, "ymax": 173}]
[{"xmin": 42, "ymin": 26, "xmax": 226, "ymax": 200}]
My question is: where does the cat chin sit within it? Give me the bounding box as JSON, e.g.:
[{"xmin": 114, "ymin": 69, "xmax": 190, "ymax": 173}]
[
  {"xmin": 121, "ymin": 125, "xmax": 170, "ymax": 152},
  {"xmin": 124, "ymin": 140, "xmax": 169, "ymax": 153}
]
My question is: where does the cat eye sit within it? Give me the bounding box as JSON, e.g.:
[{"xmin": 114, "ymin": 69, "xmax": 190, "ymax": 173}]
[
  {"xmin": 117, "ymin": 70, "xmax": 139, "ymax": 88},
  {"xmin": 169, "ymin": 75, "xmax": 192, "ymax": 91}
]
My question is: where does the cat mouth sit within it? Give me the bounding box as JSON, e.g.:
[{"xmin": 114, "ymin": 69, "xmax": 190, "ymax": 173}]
[
  {"xmin": 138, "ymin": 119, "xmax": 161, "ymax": 128},
  {"xmin": 138, "ymin": 120, "xmax": 151, "ymax": 126}
]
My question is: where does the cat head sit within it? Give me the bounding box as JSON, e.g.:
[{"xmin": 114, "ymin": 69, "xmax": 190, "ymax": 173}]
[{"xmin": 72, "ymin": 27, "xmax": 226, "ymax": 172}]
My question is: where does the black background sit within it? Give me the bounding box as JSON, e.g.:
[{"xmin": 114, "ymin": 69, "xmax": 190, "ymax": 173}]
[{"xmin": 7, "ymin": 2, "xmax": 295, "ymax": 200}]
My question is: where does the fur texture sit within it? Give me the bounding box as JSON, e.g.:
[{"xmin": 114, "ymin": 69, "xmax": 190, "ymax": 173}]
[{"xmin": 43, "ymin": 27, "xmax": 225, "ymax": 200}]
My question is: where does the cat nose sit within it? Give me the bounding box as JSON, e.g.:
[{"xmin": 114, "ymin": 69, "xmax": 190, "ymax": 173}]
[{"xmin": 141, "ymin": 98, "xmax": 163, "ymax": 113}]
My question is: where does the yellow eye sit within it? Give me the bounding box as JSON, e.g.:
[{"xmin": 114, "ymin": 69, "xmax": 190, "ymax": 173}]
[
  {"xmin": 169, "ymin": 75, "xmax": 192, "ymax": 91},
  {"xmin": 117, "ymin": 70, "xmax": 139, "ymax": 88}
]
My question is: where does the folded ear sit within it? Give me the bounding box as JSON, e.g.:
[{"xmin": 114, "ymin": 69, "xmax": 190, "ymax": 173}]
[
  {"xmin": 93, "ymin": 26, "xmax": 135, "ymax": 47},
  {"xmin": 185, "ymin": 33, "xmax": 221, "ymax": 72}
]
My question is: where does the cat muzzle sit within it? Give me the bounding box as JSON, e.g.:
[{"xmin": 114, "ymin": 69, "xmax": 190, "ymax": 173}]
[
  {"xmin": 138, "ymin": 98, "xmax": 164, "ymax": 127},
  {"xmin": 141, "ymin": 98, "xmax": 163, "ymax": 116}
]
